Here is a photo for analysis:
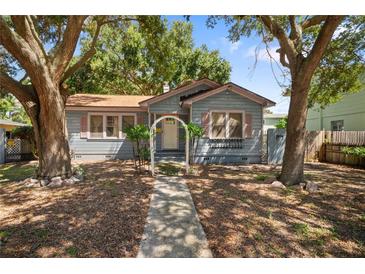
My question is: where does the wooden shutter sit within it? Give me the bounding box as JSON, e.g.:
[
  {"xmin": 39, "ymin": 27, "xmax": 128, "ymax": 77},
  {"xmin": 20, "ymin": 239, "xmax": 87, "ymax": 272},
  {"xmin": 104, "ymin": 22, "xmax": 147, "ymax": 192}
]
[
  {"xmin": 137, "ymin": 113, "xmax": 144, "ymax": 125},
  {"xmin": 80, "ymin": 115, "xmax": 88, "ymax": 139},
  {"xmin": 244, "ymin": 113, "xmax": 253, "ymax": 138},
  {"xmin": 201, "ymin": 112, "xmax": 209, "ymax": 137}
]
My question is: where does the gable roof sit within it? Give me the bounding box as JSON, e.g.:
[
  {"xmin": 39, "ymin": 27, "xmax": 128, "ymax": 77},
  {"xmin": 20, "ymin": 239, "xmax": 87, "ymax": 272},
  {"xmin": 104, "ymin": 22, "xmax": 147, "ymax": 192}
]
[
  {"xmin": 180, "ymin": 82, "xmax": 276, "ymax": 107},
  {"xmin": 66, "ymin": 94, "xmax": 153, "ymax": 108},
  {"xmin": 139, "ymin": 78, "xmax": 221, "ymax": 107}
]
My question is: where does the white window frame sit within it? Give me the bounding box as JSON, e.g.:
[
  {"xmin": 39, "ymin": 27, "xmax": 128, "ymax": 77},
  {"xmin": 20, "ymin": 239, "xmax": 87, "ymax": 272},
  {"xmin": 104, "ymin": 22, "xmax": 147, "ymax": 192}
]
[
  {"xmin": 87, "ymin": 112, "xmax": 137, "ymax": 139},
  {"xmin": 209, "ymin": 110, "xmax": 245, "ymax": 139}
]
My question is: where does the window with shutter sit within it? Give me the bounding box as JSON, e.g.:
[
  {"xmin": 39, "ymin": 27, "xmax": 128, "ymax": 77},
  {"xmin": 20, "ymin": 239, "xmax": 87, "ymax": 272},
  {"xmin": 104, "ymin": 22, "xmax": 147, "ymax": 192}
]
[
  {"xmin": 228, "ymin": 113, "xmax": 243, "ymax": 138},
  {"xmin": 208, "ymin": 110, "xmax": 246, "ymax": 139},
  {"xmin": 211, "ymin": 112, "xmax": 226, "ymax": 138},
  {"xmin": 89, "ymin": 115, "xmax": 103, "ymax": 138}
]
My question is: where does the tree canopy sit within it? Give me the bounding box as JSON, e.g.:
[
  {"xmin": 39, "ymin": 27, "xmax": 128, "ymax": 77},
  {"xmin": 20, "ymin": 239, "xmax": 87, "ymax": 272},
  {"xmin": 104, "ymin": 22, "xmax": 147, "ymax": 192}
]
[
  {"xmin": 67, "ymin": 20, "xmax": 231, "ymax": 95},
  {"xmin": 209, "ymin": 16, "xmax": 365, "ymax": 108}
]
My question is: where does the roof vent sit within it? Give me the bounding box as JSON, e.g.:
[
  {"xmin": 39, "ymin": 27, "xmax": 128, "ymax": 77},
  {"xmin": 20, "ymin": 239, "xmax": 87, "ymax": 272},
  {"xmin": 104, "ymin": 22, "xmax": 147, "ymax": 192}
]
[{"xmin": 163, "ymin": 82, "xmax": 170, "ymax": 93}]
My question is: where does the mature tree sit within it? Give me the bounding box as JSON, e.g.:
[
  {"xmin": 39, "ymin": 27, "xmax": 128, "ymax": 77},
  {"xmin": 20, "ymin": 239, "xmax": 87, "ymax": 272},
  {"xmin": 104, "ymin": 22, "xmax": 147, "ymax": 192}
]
[
  {"xmin": 0, "ymin": 15, "xmax": 162, "ymax": 178},
  {"xmin": 67, "ymin": 20, "xmax": 231, "ymax": 95},
  {"xmin": 210, "ymin": 16, "xmax": 364, "ymax": 185}
]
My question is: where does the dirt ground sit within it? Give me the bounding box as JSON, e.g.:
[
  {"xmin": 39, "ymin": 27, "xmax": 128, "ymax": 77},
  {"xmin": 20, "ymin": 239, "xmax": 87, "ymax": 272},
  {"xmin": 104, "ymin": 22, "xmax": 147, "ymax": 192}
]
[
  {"xmin": 0, "ymin": 160, "xmax": 154, "ymax": 258},
  {"xmin": 185, "ymin": 162, "xmax": 365, "ymax": 257}
]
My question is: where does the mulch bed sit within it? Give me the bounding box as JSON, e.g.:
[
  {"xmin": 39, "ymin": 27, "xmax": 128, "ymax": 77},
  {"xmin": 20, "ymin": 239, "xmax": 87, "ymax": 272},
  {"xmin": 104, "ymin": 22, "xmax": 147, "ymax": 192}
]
[
  {"xmin": 185, "ymin": 162, "xmax": 365, "ymax": 257},
  {"xmin": 0, "ymin": 160, "xmax": 154, "ymax": 257}
]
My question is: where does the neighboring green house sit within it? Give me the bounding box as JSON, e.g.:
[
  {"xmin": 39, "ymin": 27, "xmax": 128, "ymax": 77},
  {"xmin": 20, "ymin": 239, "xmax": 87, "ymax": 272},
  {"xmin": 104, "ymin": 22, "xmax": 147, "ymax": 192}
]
[
  {"xmin": 306, "ymin": 88, "xmax": 365, "ymax": 131},
  {"xmin": 263, "ymin": 113, "xmax": 287, "ymax": 133}
]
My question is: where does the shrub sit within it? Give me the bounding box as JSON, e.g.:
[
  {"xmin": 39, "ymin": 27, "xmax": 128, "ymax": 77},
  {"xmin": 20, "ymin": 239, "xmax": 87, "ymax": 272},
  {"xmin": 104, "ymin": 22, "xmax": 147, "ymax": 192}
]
[
  {"xmin": 186, "ymin": 122, "xmax": 203, "ymax": 162},
  {"xmin": 342, "ymin": 146, "xmax": 365, "ymax": 157},
  {"xmin": 275, "ymin": 117, "xmax": 287, "ymax": 129},
  {"xmin": 125, "ymin": 124, "xmax": 150, "ymax": 169}
]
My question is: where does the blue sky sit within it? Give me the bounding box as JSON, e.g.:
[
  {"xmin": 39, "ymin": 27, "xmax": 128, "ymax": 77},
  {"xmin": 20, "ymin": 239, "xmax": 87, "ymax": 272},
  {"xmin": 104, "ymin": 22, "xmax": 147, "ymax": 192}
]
[{"xmin": 167, "ymin": 15, "xmax": 289, "ymax": 114}]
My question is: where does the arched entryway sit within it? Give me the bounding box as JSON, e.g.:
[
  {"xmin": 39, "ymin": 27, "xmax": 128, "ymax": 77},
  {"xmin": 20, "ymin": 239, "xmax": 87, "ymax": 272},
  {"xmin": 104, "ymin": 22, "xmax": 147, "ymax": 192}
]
[{"xmin": 150, "ymin": 115, "xmax": 189, "ymax": 176}]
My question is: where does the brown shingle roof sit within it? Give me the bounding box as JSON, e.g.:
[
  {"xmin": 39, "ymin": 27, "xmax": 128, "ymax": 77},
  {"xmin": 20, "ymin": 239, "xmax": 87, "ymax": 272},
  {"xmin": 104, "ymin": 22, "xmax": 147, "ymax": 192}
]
[{"xmin": 66, "ymin": 94, "xmax": 153, "ymax": 108}]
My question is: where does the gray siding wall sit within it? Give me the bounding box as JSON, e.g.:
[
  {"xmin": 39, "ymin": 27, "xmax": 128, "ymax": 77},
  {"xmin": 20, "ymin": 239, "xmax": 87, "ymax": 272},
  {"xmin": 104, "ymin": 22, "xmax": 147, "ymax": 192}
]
[
  {"xmin": 191, "ymin": 89, "xmax": 263, "ymax": 164},
  {"xmin": 66, "ymin": 111, "xmax": 147, "ymax": 161},
  {"xmin": 150, "ymin": 83, "xmax": 211, "ymax": 152},
  {"xmin": 149, "ymin": 83, "xmax": 212, "ymax": 114}
]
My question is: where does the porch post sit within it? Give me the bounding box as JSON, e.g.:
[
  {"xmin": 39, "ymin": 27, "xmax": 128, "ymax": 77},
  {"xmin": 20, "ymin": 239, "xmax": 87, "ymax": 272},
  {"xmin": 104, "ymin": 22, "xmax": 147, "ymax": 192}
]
[
  {"xmin": 150, "ymin": 126, "xmax": 155, "ymax": 176},
  {"xmin": 185, "ymin": 127, "xmax": 189, "ymax": 174}
]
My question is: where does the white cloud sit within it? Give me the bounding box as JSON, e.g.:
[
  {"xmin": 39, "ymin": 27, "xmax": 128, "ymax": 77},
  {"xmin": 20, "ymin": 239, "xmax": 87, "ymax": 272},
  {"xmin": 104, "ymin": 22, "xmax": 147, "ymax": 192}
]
[
  {"xmin": 245, "ymin": 45, "xmax": 281, "ymax": 64},
  {"xmin": 229, "ymin": 41, "xmax": 241, "ymax": 53},
  {"xmin": 219, "ymin": 37, "xmax": 242, "ymax": 53}
]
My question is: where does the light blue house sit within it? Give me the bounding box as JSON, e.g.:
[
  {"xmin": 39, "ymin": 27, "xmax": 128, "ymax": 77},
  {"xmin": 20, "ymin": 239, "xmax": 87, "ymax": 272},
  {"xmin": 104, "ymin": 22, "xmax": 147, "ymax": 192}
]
[{"xmin": 66, "ymin": 78, "xmax": 275, "ymax": 164}]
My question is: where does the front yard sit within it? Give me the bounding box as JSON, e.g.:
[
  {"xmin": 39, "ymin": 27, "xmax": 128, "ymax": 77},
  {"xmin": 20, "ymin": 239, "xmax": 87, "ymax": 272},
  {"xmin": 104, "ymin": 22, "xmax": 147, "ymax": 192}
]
[
  {"xmin": 1, "ymin": 159, "xmax": 364, "ymax": 258},
  {"xmin": 0, "ymin": 160, "xmax": 154, "ymax": 257},
  {"xmin": 185, "ymin": 163, "xmax": 365, "ymax": 257}
]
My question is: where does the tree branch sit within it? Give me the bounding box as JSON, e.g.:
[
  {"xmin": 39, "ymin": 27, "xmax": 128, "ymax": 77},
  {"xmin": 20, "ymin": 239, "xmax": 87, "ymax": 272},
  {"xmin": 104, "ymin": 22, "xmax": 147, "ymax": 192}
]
[
  {"xmin": 0, "ymin": 16, "xmax": 41, "ymax": 78},
  {"xmin": 303, "ymin": 16, "xmax": 344, "ymax": 81},
  {"xmin": 0, "ymin": 72, "xmax": 37, "ymax": 106},
  {"xmin": 10, "ymin": 16, "xmax": 46, "ymax": 62},
  {"xmin": 25, "ymin": 16, "xmax": 48, "ymax": 63},
  {"xmin": 289, "ymin": 16, "xmax": 303, "ymax": 44},
  {"xmin": 51, "ymin": 16, "xmax": 87, "ymax": 82},
  {"xmin": 276, "ymin": 48, "xmax": 290, "ymax": 68},
  {"xmin": 302, "ymin": 16, "xmax": 328, "ymax": 29},
  {"xmin": 61, "ymin": 18, "xmax": 105, "ymax": 83},
  {"xmin": 258, "ymin": 16, "xmax": 297, "ymax": 67}
]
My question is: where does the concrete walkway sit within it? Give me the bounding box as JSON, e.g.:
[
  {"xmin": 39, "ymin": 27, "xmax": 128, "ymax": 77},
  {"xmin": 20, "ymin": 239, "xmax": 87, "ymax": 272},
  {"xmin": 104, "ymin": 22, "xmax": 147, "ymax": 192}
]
[{"xmin": 137, "ymin": 176, "xmax": 212, "ymax": 258}]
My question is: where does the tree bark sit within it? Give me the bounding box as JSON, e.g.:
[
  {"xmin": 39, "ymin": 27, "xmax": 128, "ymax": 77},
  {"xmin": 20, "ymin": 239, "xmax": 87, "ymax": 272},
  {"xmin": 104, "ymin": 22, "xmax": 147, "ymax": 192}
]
[
  {"xmin": 279, "ymin": 76, "xmax": 310, "ymax": 185},
  {"xmin": 36, "ymin": 83, "xmax": 72, "ymax": 178}
]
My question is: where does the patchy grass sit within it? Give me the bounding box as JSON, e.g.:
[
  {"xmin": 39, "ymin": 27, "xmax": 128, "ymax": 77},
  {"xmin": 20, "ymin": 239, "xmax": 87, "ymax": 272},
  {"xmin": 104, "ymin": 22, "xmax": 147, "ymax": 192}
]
[
  {"xmin": 254, "ymin": 174, "xmax": 269, "ymax": 181},
  {"xmin": 185, "ymin": 163, "xmax": 365, "ymax": 257},
  {"xmin": 0, "ymin": 230, "xmax": 10, "ymax": 239},
  {"xmin": 293, "ymin": 223, "xmax": 310, "ymax": 237},
  {"xmin": 0, "ymin": 162, "xmax": 37, "ymax": 183},
  {"xmin": 157, "ymin": 162, "xmax": 181, "ymax": 176},
  {"xmin": 66, "ymin": 246, "xmax": 78, "ymax": 257},
  {"xmin": 0, "ymin": 160, "xmax": 154, "ymax": 257}
]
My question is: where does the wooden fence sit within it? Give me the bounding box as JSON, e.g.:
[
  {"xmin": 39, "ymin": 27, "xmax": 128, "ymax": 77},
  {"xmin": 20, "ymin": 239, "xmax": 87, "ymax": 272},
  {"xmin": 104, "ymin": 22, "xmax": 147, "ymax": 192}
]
[{"xmin": 304, "ymin": 130, "xmax": 365, "ymax": 167}]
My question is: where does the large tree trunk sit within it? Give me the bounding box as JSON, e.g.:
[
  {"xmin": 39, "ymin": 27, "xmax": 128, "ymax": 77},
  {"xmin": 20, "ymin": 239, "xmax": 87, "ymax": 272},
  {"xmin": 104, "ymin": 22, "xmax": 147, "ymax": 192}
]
[
  {"xmin": 279, "ymin": 77, "xmax": 310, "ymax": 185},
  {"xmin": 32, "ymin": 81, "xmax": 72, "ymax": 178}
]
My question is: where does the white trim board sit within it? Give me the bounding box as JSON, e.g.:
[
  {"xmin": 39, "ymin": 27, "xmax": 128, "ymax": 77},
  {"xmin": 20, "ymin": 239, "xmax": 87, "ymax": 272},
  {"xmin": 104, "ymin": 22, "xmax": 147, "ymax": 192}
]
[
  {"xmin": 87, "ymin": 112, "xmax": 137, "ymax": 140},
  {"xmin": 209, "ymin": 109, "xmax": 245, "ymax": 139}
]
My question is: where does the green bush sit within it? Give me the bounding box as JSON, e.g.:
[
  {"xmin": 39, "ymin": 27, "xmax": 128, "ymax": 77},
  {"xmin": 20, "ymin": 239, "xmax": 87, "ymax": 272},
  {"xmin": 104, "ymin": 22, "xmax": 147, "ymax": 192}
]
[
  {"xmin": 342, "ymin": 146, "xmax": 365, "ymax": 157},
  {"xmin": 187, "ymin": 122, "xmax": 203, "ymax": 139},
  {"xmin": 275, "ymin": 117, "xmax": 287, "ymax": 129},
  {"xmin": 186, "ymin": 122, "xmax": 203, "ymax": 163},
  {"xmin": 125, "ymin": 124, "xmax": 150, "ymax": 169}
]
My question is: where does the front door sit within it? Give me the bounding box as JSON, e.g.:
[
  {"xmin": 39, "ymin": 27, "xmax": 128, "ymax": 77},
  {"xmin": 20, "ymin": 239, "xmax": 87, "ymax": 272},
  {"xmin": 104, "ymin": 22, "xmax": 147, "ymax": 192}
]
[{"xmin": 162, "ymin": 118, "xmax": 178, "ymax": 150}]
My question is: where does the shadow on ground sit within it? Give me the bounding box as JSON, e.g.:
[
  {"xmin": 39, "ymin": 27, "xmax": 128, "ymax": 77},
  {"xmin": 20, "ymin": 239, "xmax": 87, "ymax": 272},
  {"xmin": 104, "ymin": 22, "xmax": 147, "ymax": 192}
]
[
  {"xmin": 0, "ymin": 160, "xmax": 154, "ymax": 257},
  {"xmin": 185, "ymin": 163, "xmax": 365, "ymax": 257}
]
